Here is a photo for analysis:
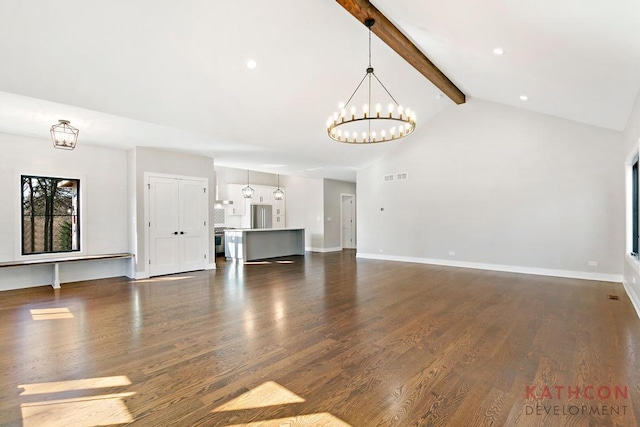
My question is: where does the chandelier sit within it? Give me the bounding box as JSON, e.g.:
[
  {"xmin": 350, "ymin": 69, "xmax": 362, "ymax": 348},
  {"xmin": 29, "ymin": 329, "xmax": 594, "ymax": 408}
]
[
  {"xmin": 50, "ymin": 120, "xmax": 79, "ymax": 150},
  {"xmin": 327, "ymin": 19, "xmax": 416, "ymax": 144}
]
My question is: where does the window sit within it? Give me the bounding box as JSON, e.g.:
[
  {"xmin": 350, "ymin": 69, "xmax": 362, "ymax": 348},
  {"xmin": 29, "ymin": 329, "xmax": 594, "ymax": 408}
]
[
  {"xmin": 21, "ymin": 175, "xmax": 80, "ymax": 255},
  {"xmin": 632, "ymin": 159, "xmax": 639, "ymax": 257}
]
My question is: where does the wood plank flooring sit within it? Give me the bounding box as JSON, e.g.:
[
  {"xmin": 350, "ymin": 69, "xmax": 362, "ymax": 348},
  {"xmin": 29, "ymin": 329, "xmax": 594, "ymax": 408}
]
[{"xmin": 0, "ymin": 250, "xmax": 639, "ymax": 426}]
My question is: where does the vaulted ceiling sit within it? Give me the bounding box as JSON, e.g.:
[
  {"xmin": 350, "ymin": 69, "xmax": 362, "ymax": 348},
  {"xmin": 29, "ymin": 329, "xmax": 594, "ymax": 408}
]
[{"xmin": 0, "ymin": 0, "xmax": 639, "ymax": 181}]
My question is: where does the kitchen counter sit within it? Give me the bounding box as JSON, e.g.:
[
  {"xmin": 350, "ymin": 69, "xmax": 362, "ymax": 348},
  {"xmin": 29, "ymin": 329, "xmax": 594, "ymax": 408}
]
[{"xmin": 224, "ymin": 228, "xmax": 305, "ymax": 262}]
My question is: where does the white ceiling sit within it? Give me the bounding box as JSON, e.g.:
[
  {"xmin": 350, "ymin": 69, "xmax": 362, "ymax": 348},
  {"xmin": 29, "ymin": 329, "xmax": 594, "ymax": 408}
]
[{"xmin": 0, "ymin": 0, "xmax": 638, "ymax": 182}]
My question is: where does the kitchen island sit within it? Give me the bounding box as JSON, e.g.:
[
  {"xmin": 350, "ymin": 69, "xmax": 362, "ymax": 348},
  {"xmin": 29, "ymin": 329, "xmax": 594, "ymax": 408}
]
[{"xmin": 224, "ymin": 228, "xmax": 305, "ymax": 262}]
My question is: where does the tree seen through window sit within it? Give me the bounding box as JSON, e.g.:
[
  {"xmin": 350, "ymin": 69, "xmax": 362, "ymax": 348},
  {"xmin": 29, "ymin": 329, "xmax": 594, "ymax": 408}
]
[{"xmin": 21, "ymin": 175, "xmax": 80, "ymax": 255}]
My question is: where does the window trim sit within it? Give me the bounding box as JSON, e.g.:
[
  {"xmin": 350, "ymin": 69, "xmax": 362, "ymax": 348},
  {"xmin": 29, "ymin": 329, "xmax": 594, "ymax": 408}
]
[
  {"xmin": 626, "ymin": 142, "xmax": 640, "ymax": 264},
  {"xmin": 632, "ymin": 160, "xmax": 639, "ymax": 257},
  {"xmin": 14, "ymin": 170, "xmax": 87, "ymax": 261},
  {"xmin": 20, "ymin": 174, "xmax": 81, "ymax": 256}
]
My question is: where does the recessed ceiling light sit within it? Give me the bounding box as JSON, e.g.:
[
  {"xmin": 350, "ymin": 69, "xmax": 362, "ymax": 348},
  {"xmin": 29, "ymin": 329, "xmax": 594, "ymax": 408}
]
[
  {"xmin": 520, "ymin": 95, "xmax": 529, "ymax": 101},
  {"xmin": 247, "ymin": 59, "xmax": 257, "ymax": 70},
  {"xmin": 493, "ymin": 48, "xmax": 504, "ymax": 55},
  {"xmin": 436, "ymin": 94, "xmax": 443, "ymax": 99}
]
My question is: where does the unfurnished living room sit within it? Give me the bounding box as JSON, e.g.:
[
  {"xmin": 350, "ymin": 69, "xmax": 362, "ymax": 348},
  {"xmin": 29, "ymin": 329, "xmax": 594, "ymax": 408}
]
[{"xmin": 0, "ymin": 1, "xmax": 639, "ymax": 426}]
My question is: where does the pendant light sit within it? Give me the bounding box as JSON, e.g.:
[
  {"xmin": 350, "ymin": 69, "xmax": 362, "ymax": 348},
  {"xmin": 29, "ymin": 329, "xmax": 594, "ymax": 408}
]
[
  {"xmin": 50, "ymin": 120, "xmax": 79, "ymax": 150},
  {"xmin": 242, "ymin": 170, "xmax": 254, "ymax": 198},
  {"xmin": 273, "ymin": 175, "xmax": 284, "ymax": 200}
]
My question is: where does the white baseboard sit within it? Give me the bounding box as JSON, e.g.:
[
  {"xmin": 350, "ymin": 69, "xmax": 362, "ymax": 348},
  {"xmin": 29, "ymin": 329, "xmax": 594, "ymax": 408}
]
[
  {"xmin": 306, "ymin": 247, "xmax": 343, "ymax": 253},
  {"xmin": 206, "ymin": 262, "xmax": 216, "ymax": 270},
  {"xmin": 622, "ymin": 279, "xmax": 640, "ymax": 319},
  {"xmin": 356, "ymin": 253, "xmax": 623, "ymax": 283},
  {"xmin": 132, "ymin": 271, "xmax": 150, "ymax": 280}
]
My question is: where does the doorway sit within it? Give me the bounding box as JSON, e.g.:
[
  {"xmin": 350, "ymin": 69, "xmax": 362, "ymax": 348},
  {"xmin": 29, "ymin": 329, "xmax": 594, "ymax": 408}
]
[
  {"xmin": 147, "ymin": 175, "xmax": 208, "ymax": 276},
  {"xmin": 341, "ymin": 194, "xmax": 356, "ymax": 249}
]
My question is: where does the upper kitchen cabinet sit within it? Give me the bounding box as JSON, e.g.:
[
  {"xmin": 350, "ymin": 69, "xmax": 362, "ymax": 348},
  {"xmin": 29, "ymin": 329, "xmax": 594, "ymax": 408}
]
[
  {"xmin": 226, "ymin": 184, "xmax": 247, "ymax": 216},
  {"xmin": 273, "ymin": 196, "xmax": 285, "ymax": 217},
  {"xmin": 252, "ymin": 186, "xmax": 271, "ymax": 205}
]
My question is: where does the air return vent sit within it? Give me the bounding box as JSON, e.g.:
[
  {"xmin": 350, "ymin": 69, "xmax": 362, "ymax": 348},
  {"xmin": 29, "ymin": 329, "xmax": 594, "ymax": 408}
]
[
  {"xmin": 383, "ymin": 174, "xmax": 394, "ymax": 182},
  {"xmin": 396, "ymin": 172, "xmax": 409, "ymax": 181}
]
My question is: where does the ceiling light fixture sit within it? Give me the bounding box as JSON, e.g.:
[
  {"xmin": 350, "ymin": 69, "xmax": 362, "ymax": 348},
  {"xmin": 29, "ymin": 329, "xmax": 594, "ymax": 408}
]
[
  {"xmin": 273, "ymin": 175, "xmax": 284, "ymax": 200},
  {"xmin": 492, "ymin": 47, "xmax": 504, "ymax": 55},
  {"xmin": 327, "ymin": 19, "xmax": 416, "ymax": 144},
  {"xmin": 247, "ymin": 59, "xmax": 257, "ymax": 70},
  {"xmin": 50, "ymin": 120, "xmax": 79, "ymax": 150},
  {"xmin": 242, "ymin": 170, "xmax": 254, "ymax": 198},
  {"xmin": 520, "ymin": 95, "xmax": 529, "ymax": 101}
]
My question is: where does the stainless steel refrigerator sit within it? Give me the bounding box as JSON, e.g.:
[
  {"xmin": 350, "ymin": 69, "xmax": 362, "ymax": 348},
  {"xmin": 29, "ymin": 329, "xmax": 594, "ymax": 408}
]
[{"xmin": 251, "ymin": 204, "xmax": 272, "ymax": 229}]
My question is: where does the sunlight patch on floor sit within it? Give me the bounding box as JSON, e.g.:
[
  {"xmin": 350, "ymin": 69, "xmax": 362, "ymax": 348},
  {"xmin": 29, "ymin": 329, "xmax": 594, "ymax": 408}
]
[
  {"xmin": 20, "ymin": 392, "xmax": 135, "ymax": 427},
  {"xmin": 224, "ymin": 412, "xmax": 352, "ymax": 426},
  {"xmin": 244, "ymin": 261, "xmax": 272, "ymax": 265},
  {"xmin": 18, "ymin": 376, "xmax": 134, "ymax": 426},
  {"xmin": 276, "ymin": 260, "xmax": 294, "ymax": 264},
  {"xmin": 30, "ymin": 308, "xmax": 74, "ymax": 320},
  {"xmin": 19, "ymin": 376, "xmax": 132, "ymax": 395},
  {"xmin": 213, "ymin": 381, "xmax": 305, "ymax": 412}
]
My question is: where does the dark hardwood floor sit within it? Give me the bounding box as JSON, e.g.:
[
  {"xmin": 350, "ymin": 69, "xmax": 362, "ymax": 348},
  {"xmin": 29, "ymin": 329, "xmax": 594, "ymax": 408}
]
[{"xmin": 0, "ymin": 250, "xmax": 639, "ymax": 426}]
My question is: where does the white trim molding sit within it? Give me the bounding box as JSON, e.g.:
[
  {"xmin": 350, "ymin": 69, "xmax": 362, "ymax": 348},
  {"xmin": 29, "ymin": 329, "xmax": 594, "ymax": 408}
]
[
  {"xmin": 356, "ymin": 253, "xmax": 623, "ymax": 283},
  {"xmin": 306, "ymin": 247, "xmax": 343, "ymax": 253},
  {"xmin": 622, "ymin": 279, "xmax": 640, "ymax": 319}
]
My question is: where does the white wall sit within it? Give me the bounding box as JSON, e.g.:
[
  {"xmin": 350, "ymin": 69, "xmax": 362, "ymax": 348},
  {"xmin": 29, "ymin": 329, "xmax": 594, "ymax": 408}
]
[
  {"xmin": 132, "ymin": 147, "xmax": 215, "ymax": 277},
  {"xmin": 357, "ymin": 99, "xmax": 624, "ymax": 281},
  {"xmin": 0, "ymin": 133, "xmax": 129, "ymax": 291},
  {"xmin": 622, "ymin": 90, "xmax": 640, "ymax": 316},
  {"xmin": 215, "ymin": 166, "xmax": 278, "ymax": 199},
  {"xmin": 281, "ymin": 175, "xmax": 324, "ymax": 250}
]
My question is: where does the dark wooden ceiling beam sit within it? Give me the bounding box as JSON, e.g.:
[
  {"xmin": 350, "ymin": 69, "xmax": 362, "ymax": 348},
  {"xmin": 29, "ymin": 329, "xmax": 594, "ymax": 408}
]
[{"xmin": 336, "ymin": 0, "xmax": 466, "ymax": 105}]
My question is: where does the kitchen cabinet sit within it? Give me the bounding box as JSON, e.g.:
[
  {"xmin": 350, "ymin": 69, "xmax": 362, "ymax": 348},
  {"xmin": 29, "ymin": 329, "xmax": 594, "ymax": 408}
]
[
  {"xmin": 253, "ymin": 186, "xmax": 271, "ymax": 204},
  {"xmin": 273, "ymin": 215, "xmax": 285, "ymax": 229},
  {"xmin": 226, "ymin": 184, "xmax": 286, "ymax": 225},
  {"xmin": 273, "ymin": 197, "xmax": 285, "ymax": 216},
  {"xmin": 226, "ymin": 184, "xmax": 247, "ymax": 215}
]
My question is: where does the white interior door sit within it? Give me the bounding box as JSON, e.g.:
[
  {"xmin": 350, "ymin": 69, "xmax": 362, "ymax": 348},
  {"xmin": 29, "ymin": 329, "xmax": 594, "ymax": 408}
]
[
  {"xmin": 148, "ymin": 175, "xmax": 208, "ymax": 276},
  {"xmin": 149, "ymin": 177, "xmax": 181, "ymax": 276},
  {"xmin": 341, "ymin": 195, "xmax": 356, "ymax": 249},
  {"xmin": 179, "ymin": 179, "xmax": 206, "ymax": 272}
]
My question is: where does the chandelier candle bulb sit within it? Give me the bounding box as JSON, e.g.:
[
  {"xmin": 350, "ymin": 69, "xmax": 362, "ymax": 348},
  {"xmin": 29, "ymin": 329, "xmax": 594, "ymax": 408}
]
[{"xmin": 351, "ymin": 106, "xmax": 356, "ymax": 120}]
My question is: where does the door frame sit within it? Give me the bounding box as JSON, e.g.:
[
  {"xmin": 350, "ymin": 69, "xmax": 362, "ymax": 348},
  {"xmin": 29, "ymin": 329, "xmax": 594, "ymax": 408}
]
[
  {"xmin": 144, "ymin": 172, "xmax": 210, "ymax": 278},
  {"xmin": 340, "ymin": 193, "xmax": 356, "ymax": 249}
]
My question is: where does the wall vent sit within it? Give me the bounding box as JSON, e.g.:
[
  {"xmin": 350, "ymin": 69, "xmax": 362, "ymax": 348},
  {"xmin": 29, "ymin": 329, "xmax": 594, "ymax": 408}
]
[
  {"xmin": 396, "ymin": 172, "xmax": 409, "ymax": 181},
  {"xmin": 383, "ymin": 174, "xmax": 395, "ymax": 182}
]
